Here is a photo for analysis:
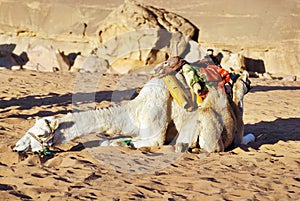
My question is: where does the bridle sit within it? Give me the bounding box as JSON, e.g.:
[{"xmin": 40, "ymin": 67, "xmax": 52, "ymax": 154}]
[
  {"xmin": 241, "ymin": 78, "xmax": 252, "ymax": 94},
  {"xmin": 228, "ymin": 73, "xmax": 252, "ymax": 94},
  {"xmin": 27, "ymin": 119, "xmax": 56, "ymax": 152}
]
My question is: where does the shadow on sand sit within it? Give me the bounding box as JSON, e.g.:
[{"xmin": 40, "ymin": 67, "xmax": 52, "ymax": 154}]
[
  {"xmin": 1, "ymin": 88, "xmax": 138, "ymax": 118},
  {"xmin": 244, "ymin": 117, "xmax": 300, "ymax": 149},
  {"xmin": 249, "ymin": 85, "xmax": 300, "ymax": 93}
]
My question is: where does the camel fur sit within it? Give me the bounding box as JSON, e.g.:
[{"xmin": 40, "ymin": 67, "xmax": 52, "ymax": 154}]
[
  {"xmin": 14, "ymin": 61, "xmax": 253, "ymax": 153},
  {"xmin": 175, "ymin": 69, "xmax": 251, "ymax": 152}
]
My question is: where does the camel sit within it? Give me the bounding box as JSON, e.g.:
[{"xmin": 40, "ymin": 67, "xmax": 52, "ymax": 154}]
[
  {"xmin": 174, "ymin": 67, "xmax": 252, "ymax": 152},
  {"xmin": 13, "ymin": 58, "xmax": 254, "ymax": 153}
]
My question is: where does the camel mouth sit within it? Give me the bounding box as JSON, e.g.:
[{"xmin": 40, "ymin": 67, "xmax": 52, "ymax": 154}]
[{"xmin": 13, "ymin": 144, "xmax": 30, "ymax": 153}]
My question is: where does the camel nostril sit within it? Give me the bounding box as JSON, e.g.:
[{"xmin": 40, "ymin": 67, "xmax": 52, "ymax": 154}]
[
  {"xmin": 11, "ymin": 144, "xmax": 17, "ymax": 150},
  {"xmin": 13, "ymin": 146, "xmax": 21, "ymax": 152}
]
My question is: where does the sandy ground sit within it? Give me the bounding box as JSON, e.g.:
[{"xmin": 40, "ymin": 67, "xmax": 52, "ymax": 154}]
[
  {"xmin": 0, "ymin": 69, "xmax": 299, "ymax": 200},
  {"xmin": 0, "ymin": 0, "xmax": 299, "ymax": 200}
]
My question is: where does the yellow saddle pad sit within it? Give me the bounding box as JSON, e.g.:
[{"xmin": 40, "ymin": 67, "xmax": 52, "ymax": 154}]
[{"xmin": 162, "ymin": 74, "xmax": 194, "ymax": 111}]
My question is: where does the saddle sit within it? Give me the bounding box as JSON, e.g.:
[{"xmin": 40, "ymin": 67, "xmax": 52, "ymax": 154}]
[{"xmin": 156, "ymin": 56, "xmax": 231, "ymax": 109}]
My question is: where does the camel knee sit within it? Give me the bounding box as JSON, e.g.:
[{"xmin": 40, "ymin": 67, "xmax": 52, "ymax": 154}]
[{"xmin": 199, "ymin": 135, "xmax": 224, "ymax": 153}]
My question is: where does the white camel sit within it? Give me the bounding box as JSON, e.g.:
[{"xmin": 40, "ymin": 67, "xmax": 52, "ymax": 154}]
[{"xmin": 13, "ymin": 60, "xmax": 254, "ymax": 153}]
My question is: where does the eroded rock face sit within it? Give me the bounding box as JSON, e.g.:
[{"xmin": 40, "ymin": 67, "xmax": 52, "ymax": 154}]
[
  {"xmin": 219, "ymin": 50, "xmax": 243, "ymax": 72},
  {"xmin": 23, "ymin": 45, "xmax": 69, "ymax": 72},
  {"xmin": 71, "ymin": 55, "xmax": 109, "ymax": 73},
  {"xmin": 95, "ymin": 0, "xmax": 200, "ymax": 73}
]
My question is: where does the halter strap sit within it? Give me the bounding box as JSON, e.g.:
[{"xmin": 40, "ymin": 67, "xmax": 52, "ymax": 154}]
[
  {"xmin": 28, "ymin": 132, "xmax": 44, "ymax": 145},
  {"xmin": 27, "ymin": 120, "xmax": 56, "ymax": 151},
  {"xmin": 241, "ymin": 79, "xmax": 252, "ymax": 94}
]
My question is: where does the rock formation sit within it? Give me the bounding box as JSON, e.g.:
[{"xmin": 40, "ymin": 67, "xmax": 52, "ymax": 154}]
[
  {"xmin": 71, "ymin": 54, "xmax": 109, "ymax": 73},
  {"xmin": 23, "ymin": 45, "xmax": 69, "ymax": 72},
  {"xmin": 95, "ymin": 0, "xmax": 200, "ymax": 73}
]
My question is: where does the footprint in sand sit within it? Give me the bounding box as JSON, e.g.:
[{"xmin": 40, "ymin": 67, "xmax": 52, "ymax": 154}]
[
  {"xmin": 0, "ymin": 183, "xmax": 14, "ymax": 190},
  {"xmin": 44, "ymin": 156, "xmax": 63, "ymax": 167}
]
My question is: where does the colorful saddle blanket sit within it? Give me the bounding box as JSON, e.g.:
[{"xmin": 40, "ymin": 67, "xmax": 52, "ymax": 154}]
[{"xmin": 183, "ymin": 64, "xmax": 230, "ymax": 99}]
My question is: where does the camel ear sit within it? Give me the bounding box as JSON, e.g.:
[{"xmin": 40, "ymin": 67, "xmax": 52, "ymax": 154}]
[
  {"xmin": 241, "ymin": 70, "xmax": 249, "ymax": 81},
  {"xmin": 50, "ymin": 119, "xmax": 59, "ymax": 130},
  {"xmin": 45, "ymin": 118, "xmax": 59, "ymax": 130},
  {"xmin": 240, "ymin": 66, "xmax": 246, "ymax": 72}
]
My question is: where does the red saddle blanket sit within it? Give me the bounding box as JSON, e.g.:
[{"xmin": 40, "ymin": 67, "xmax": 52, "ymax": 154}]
[{"xmin": 200, "ymin": 65, "xmax": 229, "ymax": 87}]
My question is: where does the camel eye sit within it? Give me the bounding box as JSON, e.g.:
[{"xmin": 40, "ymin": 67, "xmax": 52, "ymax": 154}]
[
  {"xmin": 164, "ymin": 61, "xmax": 170, "ymax": 67},
  {"xmin": 37, "ymin": 134, "xmax": 45, "ymax": 138}
]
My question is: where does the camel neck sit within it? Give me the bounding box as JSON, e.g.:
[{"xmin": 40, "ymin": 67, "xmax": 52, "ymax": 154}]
[
  {"xmin": 52, "ymin": 109, "xmax": 117, "ymax": 144},
  {"xmin": 233, "ymin": 80, "xmax": 246, "ymax": 116}
]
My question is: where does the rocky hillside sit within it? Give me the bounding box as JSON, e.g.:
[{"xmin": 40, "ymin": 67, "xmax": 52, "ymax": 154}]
[{"xmin": 0, "ymin": 0, "xmax": 299, "ymax": 76}]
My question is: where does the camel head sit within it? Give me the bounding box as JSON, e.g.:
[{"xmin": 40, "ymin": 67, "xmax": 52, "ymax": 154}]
[{"xmin": 13, "ymin": 117, "xmax": 58, "ymax": 152}]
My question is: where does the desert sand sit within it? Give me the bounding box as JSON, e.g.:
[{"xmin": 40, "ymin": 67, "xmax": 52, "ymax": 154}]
[
  {"xmin": 0, "ymin": 69, "xmax": 299, "ymax": 200},
  {"xmin": 0, "ymin": 0, "xmax": 299, "ymax": 200}
]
